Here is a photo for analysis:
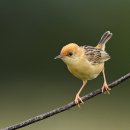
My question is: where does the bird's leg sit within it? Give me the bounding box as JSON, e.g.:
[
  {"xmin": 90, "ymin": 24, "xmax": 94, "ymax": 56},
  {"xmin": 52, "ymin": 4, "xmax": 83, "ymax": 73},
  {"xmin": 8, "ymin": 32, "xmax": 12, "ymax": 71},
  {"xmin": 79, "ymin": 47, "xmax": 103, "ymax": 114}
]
[
  {"xmin": 102, "ymin": 68, "xmax": 111, "ymax": 94},
  {"xmin": 75, "ymin": 80, "xmax": 87, "ymax": 107}
]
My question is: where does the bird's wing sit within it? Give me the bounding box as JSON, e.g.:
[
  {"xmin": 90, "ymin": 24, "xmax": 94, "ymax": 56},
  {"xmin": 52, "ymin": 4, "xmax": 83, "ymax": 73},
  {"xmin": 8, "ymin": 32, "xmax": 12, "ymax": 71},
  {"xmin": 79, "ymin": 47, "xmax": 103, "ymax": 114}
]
[{"xmin": 83, "ymin": 46, "xmax": 110, "ymax": 65}]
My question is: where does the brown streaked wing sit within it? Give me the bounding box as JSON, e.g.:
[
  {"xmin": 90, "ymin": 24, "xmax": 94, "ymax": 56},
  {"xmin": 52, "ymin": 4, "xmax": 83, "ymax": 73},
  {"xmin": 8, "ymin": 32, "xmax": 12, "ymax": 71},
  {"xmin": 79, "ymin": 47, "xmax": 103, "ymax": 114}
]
[{"xmin": 83, "ymin": 46, "xmax": 110, "ymax": 64}]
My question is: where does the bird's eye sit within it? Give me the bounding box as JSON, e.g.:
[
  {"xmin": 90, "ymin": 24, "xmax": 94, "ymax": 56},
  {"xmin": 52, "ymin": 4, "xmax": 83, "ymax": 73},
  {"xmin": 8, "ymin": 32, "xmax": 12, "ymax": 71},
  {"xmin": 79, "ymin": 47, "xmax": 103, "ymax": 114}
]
[{"xmin": 68, "ymin": 52, "xmax": 73, "ymax": 56}]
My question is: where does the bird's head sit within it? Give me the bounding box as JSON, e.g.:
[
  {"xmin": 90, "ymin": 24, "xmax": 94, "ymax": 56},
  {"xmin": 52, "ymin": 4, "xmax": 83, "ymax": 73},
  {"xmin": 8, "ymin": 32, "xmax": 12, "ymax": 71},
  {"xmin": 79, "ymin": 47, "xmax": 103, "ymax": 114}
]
[{"xmin": 55, "ymin": 43, "xmax": 82, "ymax": 65}]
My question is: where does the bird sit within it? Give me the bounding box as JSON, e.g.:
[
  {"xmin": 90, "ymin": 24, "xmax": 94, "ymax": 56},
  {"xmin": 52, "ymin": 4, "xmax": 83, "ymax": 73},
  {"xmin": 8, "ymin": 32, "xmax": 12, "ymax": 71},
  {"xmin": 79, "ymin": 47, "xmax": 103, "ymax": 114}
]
[{"xmin": 55, "ymin": 31, "xmax": 113, "ymax": 106}]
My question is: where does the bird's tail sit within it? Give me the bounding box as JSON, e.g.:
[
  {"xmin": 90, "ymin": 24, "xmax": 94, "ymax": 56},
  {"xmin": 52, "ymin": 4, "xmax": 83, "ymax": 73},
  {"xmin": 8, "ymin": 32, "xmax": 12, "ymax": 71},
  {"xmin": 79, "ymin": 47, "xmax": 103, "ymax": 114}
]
[{"xmin": 96, "ymin": 31, "xmax": 113, "ymax": 50}]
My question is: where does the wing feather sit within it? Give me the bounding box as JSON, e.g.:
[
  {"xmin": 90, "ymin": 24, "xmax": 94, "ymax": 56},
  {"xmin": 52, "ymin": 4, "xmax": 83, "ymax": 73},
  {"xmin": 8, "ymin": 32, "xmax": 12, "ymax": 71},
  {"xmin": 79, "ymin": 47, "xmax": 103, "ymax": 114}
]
[{"xmin": 83, "ymin": 46, "xmax": 110, "ymax": 64}]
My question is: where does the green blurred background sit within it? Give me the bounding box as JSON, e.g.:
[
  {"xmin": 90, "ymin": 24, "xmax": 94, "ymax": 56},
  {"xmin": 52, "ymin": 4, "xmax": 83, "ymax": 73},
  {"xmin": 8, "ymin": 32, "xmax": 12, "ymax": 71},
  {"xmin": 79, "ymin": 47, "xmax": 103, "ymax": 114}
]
[{"xmin": 0, "ymin": 0, "xmax": 130, "ymax": 130}]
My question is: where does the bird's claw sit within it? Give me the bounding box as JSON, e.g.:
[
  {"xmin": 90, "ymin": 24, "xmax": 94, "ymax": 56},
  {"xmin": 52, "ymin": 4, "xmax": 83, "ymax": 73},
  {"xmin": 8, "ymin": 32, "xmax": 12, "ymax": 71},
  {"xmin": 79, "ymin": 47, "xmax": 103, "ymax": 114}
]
[
  {"xmin": 74, "ymin": 94, "xmax": 84, "ymax": 107},
  {"xmin": 102, "ymin": 82, "xmax": 111, "ymax": 94}
]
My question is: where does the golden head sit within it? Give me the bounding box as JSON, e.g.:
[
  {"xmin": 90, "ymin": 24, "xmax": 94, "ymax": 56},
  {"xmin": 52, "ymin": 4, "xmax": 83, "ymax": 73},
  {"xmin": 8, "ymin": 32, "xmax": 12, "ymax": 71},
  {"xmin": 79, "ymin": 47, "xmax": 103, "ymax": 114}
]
[
  {"xmin": 60, "ymin": 43, "xmax": 79, "ymax": 57},
  {"xmin": 55, "ymin": 43, "xmax": 83, "ymax": 65}
]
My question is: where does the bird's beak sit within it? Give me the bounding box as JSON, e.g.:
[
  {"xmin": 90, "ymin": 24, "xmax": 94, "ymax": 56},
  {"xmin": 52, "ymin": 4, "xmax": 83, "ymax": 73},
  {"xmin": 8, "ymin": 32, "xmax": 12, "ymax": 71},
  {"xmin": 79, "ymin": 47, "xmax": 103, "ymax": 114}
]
[{"xmin": 54, "ymin": 55, "xmax": 62, "ymax": 59}]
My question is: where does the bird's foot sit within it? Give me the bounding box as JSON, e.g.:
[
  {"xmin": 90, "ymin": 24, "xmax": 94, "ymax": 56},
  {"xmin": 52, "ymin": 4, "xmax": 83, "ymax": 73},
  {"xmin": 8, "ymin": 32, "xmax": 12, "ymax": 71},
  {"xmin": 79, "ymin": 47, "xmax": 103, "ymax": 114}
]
[
  {"xmin": 74, "ymin": 94, "xmax": 84, "ymax": 107},
  {"xmin": 102, "ymin": 81, "xmax": 111, "ymax": 94}
]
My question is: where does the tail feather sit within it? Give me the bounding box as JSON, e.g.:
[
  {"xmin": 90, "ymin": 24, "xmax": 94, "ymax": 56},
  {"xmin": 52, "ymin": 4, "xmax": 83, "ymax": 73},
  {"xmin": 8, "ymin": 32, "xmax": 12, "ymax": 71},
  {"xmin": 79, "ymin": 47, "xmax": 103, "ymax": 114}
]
[{"xmin": 96, "ymin": 31, "xmax": 113, "ymax": 50}]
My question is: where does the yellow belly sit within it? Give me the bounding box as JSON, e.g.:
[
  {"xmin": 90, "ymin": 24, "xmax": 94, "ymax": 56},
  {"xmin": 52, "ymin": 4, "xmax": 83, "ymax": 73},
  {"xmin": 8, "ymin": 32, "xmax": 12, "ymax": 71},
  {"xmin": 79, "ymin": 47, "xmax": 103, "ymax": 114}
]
[{"xmin": 67, "ymin": 60, "xmax": 104, "ymax": 81}]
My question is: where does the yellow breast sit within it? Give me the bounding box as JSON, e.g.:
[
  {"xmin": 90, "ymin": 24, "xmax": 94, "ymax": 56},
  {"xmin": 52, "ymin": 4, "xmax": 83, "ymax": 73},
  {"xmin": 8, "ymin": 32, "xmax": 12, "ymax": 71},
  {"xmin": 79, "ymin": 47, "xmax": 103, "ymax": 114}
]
[{"xmin": 67, "ymin": 57, "xmax": 104, "ymax": 81}]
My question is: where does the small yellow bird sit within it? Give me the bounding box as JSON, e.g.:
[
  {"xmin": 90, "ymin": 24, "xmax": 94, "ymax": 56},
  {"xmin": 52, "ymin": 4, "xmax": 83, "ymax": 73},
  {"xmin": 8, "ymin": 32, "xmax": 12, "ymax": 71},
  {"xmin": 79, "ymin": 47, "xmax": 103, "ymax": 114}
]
[{"xmin": 55, "ymin": 31, "xmax": 112, "ymax": 106}]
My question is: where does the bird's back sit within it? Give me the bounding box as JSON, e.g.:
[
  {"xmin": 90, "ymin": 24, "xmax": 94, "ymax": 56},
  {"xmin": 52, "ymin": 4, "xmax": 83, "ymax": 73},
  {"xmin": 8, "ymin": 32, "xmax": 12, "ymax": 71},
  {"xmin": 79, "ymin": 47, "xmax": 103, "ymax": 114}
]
[{"xmin": 83, "ymin": 46, "xmax": 110, "ymax": 65}]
